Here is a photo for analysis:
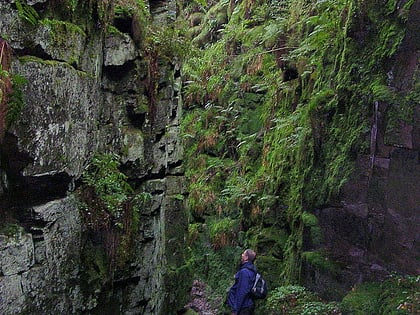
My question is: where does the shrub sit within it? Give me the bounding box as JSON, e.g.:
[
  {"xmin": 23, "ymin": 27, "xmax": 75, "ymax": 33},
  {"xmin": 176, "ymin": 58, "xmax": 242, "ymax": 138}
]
[
  {"xmin": 265, "ymin": 285, "xmax": 341, "ymax": 315},
  {"xmin": 208, "ymin": 217, "xmax": 238, "ymax": 249},
  {"xmin": 82, "ymin": 153, "xmax": 133, "ymax": 220},
  {"xmin": 341, "ymin": 275, "xmax": 419, "ymax": 315}
]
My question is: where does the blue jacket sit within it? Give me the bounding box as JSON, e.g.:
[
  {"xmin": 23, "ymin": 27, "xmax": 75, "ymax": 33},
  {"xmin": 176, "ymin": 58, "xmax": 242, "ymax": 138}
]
[{"xmin": 227, "ymin": 262, "xmax": 256, "ymax": 313}]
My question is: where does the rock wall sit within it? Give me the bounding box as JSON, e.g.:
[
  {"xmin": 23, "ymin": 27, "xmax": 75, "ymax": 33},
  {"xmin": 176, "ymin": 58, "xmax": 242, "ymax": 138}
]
[
  {"xmin": 0, "ymin": 0, "xmax": 186, "ymax": 314},
  {"xmin": 304, "ymin": 1, "xmax": 420, "ymax": 298},
  {"xmin": 0, "ymin": 197, "xmax": 82, "ymax": 314}
]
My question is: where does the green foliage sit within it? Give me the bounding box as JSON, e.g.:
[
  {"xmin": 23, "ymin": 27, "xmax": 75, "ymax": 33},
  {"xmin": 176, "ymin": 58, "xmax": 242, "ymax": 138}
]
[
  {"xmin": 0, "ymin": 64, "xmax": 8, "ymax": 78},
  {"xmin": 192, "ymin": 0, "xmax": 207, "ymax": 7},
  {"xmin": 302, "ymin": 250, "xmax": 339, "ymax": 274},
  {"xmin": 208, "ymin": 217, "xmax": 238, "ymax": 249},
  {"xmin": 265, "ymin": 285, "xmax": 341, "ymax": 314},
  {"xmin": 300, "ymin": 301, "xmax": 341, "ymax": 315},
  {"xmin": 185, "ymin": 244, "xmax": 242, "ymax": 307},
  {"xmin": 180, "ymin": 0, "xmax": 415, "ymax": 296},
  {"xmin": 0, "ymin": 223, "xmax": 24, "ymax": 237},
  {"xmin": 82, "ymin": 153, "xmax": 133, "ymax": 219},
  {"xmin": 40, "ymin": 18, "xmax": 86, "ymax": 36},
  {"xmin": 187, "ymin": 223, "xmax": 201, "ymax": 246},
  {"xmin": 5, "ymin": 75, "xmax": 27, "ymax": 128},
  {"xmin": 145, "ymin": 22, "xmax": 189, "ymax": 62},
  {"xmin": 78, "ymin": 153, "xmax": 149, "ymax": 270},
  {"xmin": 15, "ymin": 0, "xmax": 40, "ymax": 26},
  {"xmin": 341, "ymin": 275, "xmax": 420, "ymax": 315}
]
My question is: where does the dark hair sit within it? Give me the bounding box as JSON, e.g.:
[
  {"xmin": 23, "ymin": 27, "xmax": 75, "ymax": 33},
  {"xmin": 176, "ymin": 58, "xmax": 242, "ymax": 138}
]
[{"xmin": 245, "ymin": 249, "xmax": 256, "ymax": 262}]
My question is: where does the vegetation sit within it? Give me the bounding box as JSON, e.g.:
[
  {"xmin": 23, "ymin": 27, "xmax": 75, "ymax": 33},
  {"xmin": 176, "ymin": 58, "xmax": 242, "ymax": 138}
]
[
  {"xmin": 0, "ymin": 38, "xmax": 12, "ymax": 141},
  {"xmin": 5, "ymin": 74, "xmax": 27, "ymax": 129},
  {"xmin": 179, "ymin": 0, "xmax": 418, "ymax": 311},
  {"xmin": 15, "ymin": 0, "xmax": 40, "ymax": 26},
  {"xmin": 0, "ymin": 223, "xmax": 24, "ymax": 237},
  {"xmin": 81, "ymin": 152, "xmax": 134, "ymax": 221},
  {"xmin": 77, "ymin": 153, "xmax": 146, "ymax": 269},
  {"xmin": 2, "ymin": 0, "xmax": 417, "ymax": 313},
  {"xmin": 264, "ymin": 285, "xmax": 340, "ymax": 314},
  {"xmin": 341, "ymin": 275, "xmax": 419, "ymax": 315},
  {"xmin": 0, "ymin": 38, "xmax": 27, "ymax": 141}
]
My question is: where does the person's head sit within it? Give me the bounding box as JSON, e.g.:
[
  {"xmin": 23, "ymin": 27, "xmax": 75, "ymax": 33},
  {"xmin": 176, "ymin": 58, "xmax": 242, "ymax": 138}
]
[{"xmin": 241, "ymin": 249, "xmax": 256, "ymax": 264}]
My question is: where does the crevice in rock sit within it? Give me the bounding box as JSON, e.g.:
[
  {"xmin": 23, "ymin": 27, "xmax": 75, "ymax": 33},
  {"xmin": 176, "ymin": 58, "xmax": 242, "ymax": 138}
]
[
  {"xmin": 2, "ymin": 172, "xmax": 71, "ymax": 208},
  {"xmin": 0, "ymin": 133, "xmax": 72, "ymax": 229},
  {"xmin": 14, "ymin": 45, "xmax": 53, "ymax": 62},
  {"xmin": 113, "ymin": 16, "xmax": 133, "ymax": 36},
  {"xmin": 151, "ymin": 165, "xmax": 167, "ymax": 178},
  {"xmin": 168, "ymin": 160, "xmax": 183, "ymax": 171},
  {"xmin": 0, "ymin": 172, "xmax": 72, "ymax": 229},
  {"xmin": 149, "ymin": 0, "xmax": 168, "ymax": 16},
  {"xmin": 13, "ymin": 46, "xmax": 81, "ymax": 71},
  {"xmin": 103, "ymin": 61, "xmax": 136, "ymax": 81},
  {"xmin": 113, "ymin": 275, "xmax": 141, "ymax": 288},
  {"xmin": 126, "ymin": 104, "xmax": 146, "ymax": 128},
  {"xmin": 154, "ymin": 129, "xmax": 165, "ymax": 143}
]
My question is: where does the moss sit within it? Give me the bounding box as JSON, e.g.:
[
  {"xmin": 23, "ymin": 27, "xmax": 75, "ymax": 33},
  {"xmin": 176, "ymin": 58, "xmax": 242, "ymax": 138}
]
[
  {"xmin": 135, "ymin": 95, "xmax": 149, "ymax": 114},
  {"xmin": 208, "ymin": 217, "xmax": 238, "ymax": 249},
  {"xmin": 106, "ymin": 24, "xmax": 123, "ymax": 35},
  {"xmin": 17, "ymin": 56, "xmax": 92, "ymax": 79},
  {"xmin": 181, "ymin": 0, "xmax": 416, "ymax": 292},
  {"xmin": 80, "ymin": 242, "xmax": 110, "ymax": 297},
  {"xmin": 0, "ymin": 223, "xmax": 24, "ymax": 237},
  {"xmin": 302, "ymin": 250, "xmax": 339, "ymax": 274},
  {"xmin": 301, "ymin": 211, "xmax": 317, "ymax": 227},
  {"xmin": 41, "ymin": 18, "xmax": 85, "ymax": 36},
  {"xmin": 255, "ymin": 255, "xmax": 284, "ymax": 290},
  {"xmin": 247, "ymin": 226, "xmax": 288, "ymax": 259},
  {"xmin": 301, "ymin": 212, "xmax": 323, "ymax": 246},
  {"xmin": 341, "ymin": 276, "xmax": 419, "ymax": 315},
  {"xmin": 164, "ymin": 264, "xmax": 194, "ymax": 313}
]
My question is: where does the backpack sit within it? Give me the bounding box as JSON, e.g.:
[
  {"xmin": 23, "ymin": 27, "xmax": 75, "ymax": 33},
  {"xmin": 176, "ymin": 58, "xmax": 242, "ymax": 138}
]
[{"xmin": 250, "ymin": 272, "xmax": 268, "ymax": 299}]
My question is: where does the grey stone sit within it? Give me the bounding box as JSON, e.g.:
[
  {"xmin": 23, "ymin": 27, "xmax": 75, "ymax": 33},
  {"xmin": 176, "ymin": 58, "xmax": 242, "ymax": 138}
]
[
  {"xmin": 0, "ymin": 274, "xmax": 25, "ymax": 315},
  {"xmin": 0, "ymin": 232, "xmax": 34, "ymax": 276},
  {"xmin": 104, "ymin": 32, "xmax": 138, "ymax": 66},
  {"xmin": 11, "ymin": 59, "xmax": 103, "ymax": 177},
  {"xmin": 0, "ymin": 0, "xmax": 186, "ymax": 313}
]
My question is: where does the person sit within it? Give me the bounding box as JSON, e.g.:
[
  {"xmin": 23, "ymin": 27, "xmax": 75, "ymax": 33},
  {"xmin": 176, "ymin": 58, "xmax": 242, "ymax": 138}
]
[{"xmin": 226, "ymin": 249, "xmax": 257, "ymax": 315}]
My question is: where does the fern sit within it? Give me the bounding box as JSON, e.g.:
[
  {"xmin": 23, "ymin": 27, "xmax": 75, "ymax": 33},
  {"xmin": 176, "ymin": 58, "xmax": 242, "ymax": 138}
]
[
  {"xmin": 15, "ymin": 0, "xmax": 40, "ymax": 26},
  {"xmin": 193, "ymin": 0, "xmax": 207, "ymax": 7},
  {"xmin": 6, "ymin": 75, "xmax": 27, "ymax": 128}
]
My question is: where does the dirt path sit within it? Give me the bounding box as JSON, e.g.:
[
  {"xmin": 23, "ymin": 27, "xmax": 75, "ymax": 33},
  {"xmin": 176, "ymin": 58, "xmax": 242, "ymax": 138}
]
[{"xmin": 184, "ymin": 280, "xmax": 222, "ymax": 315}]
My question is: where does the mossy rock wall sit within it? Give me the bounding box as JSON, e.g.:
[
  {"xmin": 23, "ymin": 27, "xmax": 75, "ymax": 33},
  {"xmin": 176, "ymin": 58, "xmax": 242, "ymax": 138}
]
[
  {"xmin": 0, "ymin": 0, "xmax": 188, "ymax": 314},
  {"xmin": 180, "ymin": 0, "xmax": 420, "ymax": 304}
]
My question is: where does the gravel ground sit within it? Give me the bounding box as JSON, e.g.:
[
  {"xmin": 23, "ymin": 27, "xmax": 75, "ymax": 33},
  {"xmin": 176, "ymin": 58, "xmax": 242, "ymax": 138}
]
[{"xmin": 185, "ymin": 280, "xmax": 223, "ymax": 315}]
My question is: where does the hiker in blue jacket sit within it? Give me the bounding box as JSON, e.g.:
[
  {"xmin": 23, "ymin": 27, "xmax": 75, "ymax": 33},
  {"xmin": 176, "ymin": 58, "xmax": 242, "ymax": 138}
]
[{"xmin": 227, "ymin": 249, "xmax": 257, "ymax": 315}]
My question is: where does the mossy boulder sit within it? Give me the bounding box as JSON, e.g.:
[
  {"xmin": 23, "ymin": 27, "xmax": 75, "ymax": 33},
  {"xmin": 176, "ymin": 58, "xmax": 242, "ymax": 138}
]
[{"xmin": 248, "ymin": 227, "xmax": 288, "ymax": 259}]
